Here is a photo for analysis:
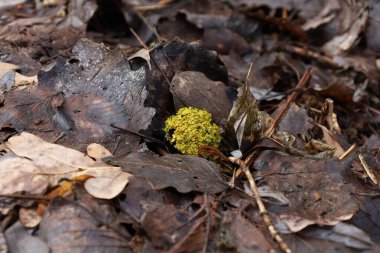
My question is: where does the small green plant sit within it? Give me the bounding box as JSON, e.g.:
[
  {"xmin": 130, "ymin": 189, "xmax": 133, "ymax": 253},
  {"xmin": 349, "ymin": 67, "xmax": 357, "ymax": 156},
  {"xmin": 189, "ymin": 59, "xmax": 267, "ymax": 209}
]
[{"xmin": 164, "ymin": 107, "xmax": 221, "ymax": 155}]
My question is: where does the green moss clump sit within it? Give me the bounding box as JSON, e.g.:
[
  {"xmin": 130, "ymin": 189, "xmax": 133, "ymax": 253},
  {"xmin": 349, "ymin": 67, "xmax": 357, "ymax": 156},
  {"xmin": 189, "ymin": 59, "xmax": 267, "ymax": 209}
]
[{"xmin": 164, "ymin": 107, "xmax": 221, "ymax": 155}]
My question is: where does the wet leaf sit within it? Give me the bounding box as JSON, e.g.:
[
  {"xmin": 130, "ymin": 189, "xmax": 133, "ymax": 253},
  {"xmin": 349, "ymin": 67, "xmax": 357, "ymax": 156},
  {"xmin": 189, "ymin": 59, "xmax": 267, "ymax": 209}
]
[{"xmin": 107, "ymin": 152, "xmax": 229, "ymax": 194}]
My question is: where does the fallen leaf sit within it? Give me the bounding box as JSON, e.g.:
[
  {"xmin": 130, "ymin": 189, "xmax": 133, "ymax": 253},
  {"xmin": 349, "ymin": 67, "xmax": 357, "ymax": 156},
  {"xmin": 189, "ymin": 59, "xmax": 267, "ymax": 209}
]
[
  {"xmin": 128, "ymin": 48, "xmax": 152, "ymax": 69},
  {"xmin": 0, "ymin": 39, "xmax": 155, "ymax": 153},
  {"xmin": 351, "ymin": 196, "xmax": 380, "ymax": 245},
  {"xmin": 84, "ymin": 170, "xmax": 132, "ymax": 200},
  {"xmin": 301, "ymin": 222, "xmax": 373, "ymax": 250},
  {"xmin": 19, "ymin": 207, "xmax": 42, "ymax": 228},
  {"xmin": 38, "ymin": 197, "xmax": 130, "ymax": 253},
  {"xmin": 301, "ymin": 0, "xmax": 340, "ymax": 31},
  {"xmin": 170, "ymin": 71, "xmax": 232, "ymax": 124},
  {"xmin": 107, "ymin": 151, "xmax": 229, "ymax": 194},
  {"xmin": 0, "ymin": 132, "xmax": 132, "ymax": 202},
  {"xmin": 316, "ymin": 123, "xmax": 345, "ymax": 158},
  {"xmin": 217, "ymin": 210, "xmax": 273, "ymax": 253},
  {"xmin": 118, "ymin": 176, "xmax": 217, "ymax": 251},
  {"xmin": 254, "ymin": 150, "xmax": 359, "ymax": 230},
  {"xmin": 226, "ymin": 83, "xmax": 271, "ymax": 151},
  {"xmin": 0, "ymin": 62, "xmax": 37, "ymax": 89},
  {"xmin": 5, "ymin": 222, "xmax": 48, "ymax": 253},
  {"xmin": 87, "ymin": 143, "xmax": 113, "ymax": 161},
  {"xmin": 322, "ymin": 3, "xmax": 368, "ymax": 55}
]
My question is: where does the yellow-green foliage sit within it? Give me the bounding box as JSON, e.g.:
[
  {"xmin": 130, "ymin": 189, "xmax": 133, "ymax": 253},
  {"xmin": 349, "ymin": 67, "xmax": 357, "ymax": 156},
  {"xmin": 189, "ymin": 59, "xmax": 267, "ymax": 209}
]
[{"xmin": 164, "ymin": 107, "xmax": 221, "ymax": 155}]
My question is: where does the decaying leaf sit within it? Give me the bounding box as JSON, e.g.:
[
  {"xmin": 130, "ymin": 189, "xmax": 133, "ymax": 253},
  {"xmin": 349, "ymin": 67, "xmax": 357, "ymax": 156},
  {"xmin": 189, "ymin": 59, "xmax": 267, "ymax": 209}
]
[
  {"xmin": 254, "ymin": 150, "xmax": 359, "ymax": 230},
  {"xmin": 107, "ymin": 151, "xmax": 229, "ymax": 194},
  {"xmin": 38, "ymin": 197, "xmax": 130, "ymax": 253},
  {"xmin": 1, "ymin": 1, "xmax": 380, "ymax": 252},
  {"xmin": 217, "ymin": 210, "xmax": 274, "ymax": 253},
  {"xmin": 118, "ymin": 176, "xmax": 211, "ymax": 251},
  {"xmin": 322, "ymin": 2, "xmax": 368, "ymax": 55},
  {"xmin": 0, "ymin": 39, "xmax": 155, "ymax": 153}
]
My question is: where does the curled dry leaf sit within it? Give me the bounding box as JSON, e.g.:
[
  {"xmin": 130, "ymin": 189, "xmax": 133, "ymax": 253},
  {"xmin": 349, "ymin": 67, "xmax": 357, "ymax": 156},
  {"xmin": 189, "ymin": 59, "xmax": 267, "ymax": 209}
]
[
  {"xmin": 0, "ymin": 61, "xmax": 37, "ymax": 89},
  {"xmin": 226, "ymin": 83, "xmax": 272, "ymax": 151},
  {"xmin": 127, "ymin": 48, "xmax": 151, "ymax": 69},
  {"xmin": 322, "ymin": 3, "xmax": 368, "ymax": 56}
]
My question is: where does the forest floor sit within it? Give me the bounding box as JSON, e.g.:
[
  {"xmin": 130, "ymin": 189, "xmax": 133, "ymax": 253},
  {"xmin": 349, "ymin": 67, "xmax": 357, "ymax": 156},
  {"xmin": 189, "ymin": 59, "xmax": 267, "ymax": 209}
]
[{"xmin": 0, "ymin": 0, "xmax": 379, "ymax": 252}]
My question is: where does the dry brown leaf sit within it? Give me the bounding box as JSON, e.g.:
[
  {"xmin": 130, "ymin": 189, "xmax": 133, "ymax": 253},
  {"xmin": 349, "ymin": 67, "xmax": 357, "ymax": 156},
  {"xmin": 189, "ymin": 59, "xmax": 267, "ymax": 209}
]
[
  {"xmin": 0, "ymin": 132, "xmax": 132, "ymax": 202},
  {"xmin": 0, "ymin": 62, "xmax": 37, "ymax": 89},
  {"xmin": 19, "ymin": 207, "xmax": 42, "ymax": 228},
  {"xmin": 87, "ymin": 143, "xmax": 113, "ymax": 161}
]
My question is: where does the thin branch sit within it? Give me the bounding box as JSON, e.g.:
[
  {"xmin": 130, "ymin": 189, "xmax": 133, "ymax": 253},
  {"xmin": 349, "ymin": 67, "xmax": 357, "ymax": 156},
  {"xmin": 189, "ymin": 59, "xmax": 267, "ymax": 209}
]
[
  {"xmin": 0, "ymin": 193, "xmax": 51, "ymax": 201},
  {"xmin": 339, "ymin": 143, "xmax": 356, "ymax": 160},
  {"xmin": 264, "ymin": 69, "xmax": 311, "ymax": 137},
  {"xmin": 229, "ymin": 157, "xmax": 292, "ymax": 253},
  {"xmin": 202, "ymin": 194, "xmax": 211, "ymax": 253},
  {"xmin": 358, "ymin": 154, "xmax": 378, "ymax": 185},
  {"xmin": 133, "ymin": 0, "xmax": 173, "ymax": 11}
]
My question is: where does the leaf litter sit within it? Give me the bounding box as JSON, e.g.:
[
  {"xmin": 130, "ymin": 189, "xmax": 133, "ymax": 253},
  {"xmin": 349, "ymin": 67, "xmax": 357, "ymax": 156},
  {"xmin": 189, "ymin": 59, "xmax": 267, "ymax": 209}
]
[{"xmin": 0, "ymin": 0, "xmax": 379, "ymax": 252}]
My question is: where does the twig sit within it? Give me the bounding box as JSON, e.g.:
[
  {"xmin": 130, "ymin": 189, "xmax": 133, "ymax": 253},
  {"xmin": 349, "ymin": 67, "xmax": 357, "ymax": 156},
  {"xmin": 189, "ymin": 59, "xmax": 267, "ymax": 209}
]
[
  {"xmin": 110, "ymin": 124, "xmax": 164, "ymax": 144},
  {"xmin": 129, "ymin": 27, "xmax": 149, "ymax": 49},
  {"xmin": 339, "ymin": 143, "xmax": 356, "ymax": 160},
  {"xmin": 133, "ymin": 0, "xmax": 173, "ymax": 11},
  {"xmin": 231, "ymin": 71, "xmax": 310, "ymax": 188},
  {"xmin": 167, "ymin": 215, "xmax": 207, "ymax": 253},
  {"xmin": 134, "ymin": 11, "xmax": 161, "ymax": 41},
  {"xmin": 358, "ymin": 154, "xmax": 378, "ymax": 185},
  {"xmin": 278, "ymin": 44, "xmax": 340, "ymax": 68},
  {"xmin": 229, "ymin": 157, "xmax": 292, "ymax": 253},
  {"xmin": 353, "ymin": 192, "xmax": 380, "ymax": 197},
  {"xmin": 366, "ymin": 105, "xmax": 380, "ymax": 115},
  {"xmin": 0, "ymin": 193, "xmax": 51, "ymax": 201},
  {"xmin": 264, "ymin": 69, "xmax": 311, "ymax": 137},
  {"xmin": 52, "ymin": 132, "xmax": 65, "ymax": 143},
  {"xmin": 112, "ymin": 135, "xmax": 121, "ymax": 155},
  {"xmin": 202, "ymin": 194, "xmax": 211, "ymax": 253}
]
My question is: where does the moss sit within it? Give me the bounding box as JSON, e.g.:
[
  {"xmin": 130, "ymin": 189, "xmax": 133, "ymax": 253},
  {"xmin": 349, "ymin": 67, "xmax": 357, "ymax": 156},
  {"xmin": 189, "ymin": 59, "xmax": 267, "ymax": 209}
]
[{"xmin": 164, "ymin": 107, "xmax": 221, "ymax": 155}]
